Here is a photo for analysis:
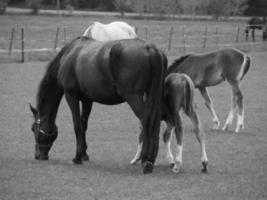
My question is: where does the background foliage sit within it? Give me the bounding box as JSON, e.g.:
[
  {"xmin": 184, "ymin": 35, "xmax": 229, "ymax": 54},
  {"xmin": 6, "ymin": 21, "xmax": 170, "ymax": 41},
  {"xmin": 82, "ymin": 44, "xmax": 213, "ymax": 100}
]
[{"xmin": 7, "ymin": 0, "xmax": 267, "ymax": 17}]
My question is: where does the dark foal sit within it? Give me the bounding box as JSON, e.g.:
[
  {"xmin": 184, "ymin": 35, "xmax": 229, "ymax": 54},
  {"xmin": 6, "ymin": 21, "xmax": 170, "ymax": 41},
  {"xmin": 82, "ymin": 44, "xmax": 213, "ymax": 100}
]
[{"xmin": 131, "ymin": 73, "xmax": 208, "ymax": 173}]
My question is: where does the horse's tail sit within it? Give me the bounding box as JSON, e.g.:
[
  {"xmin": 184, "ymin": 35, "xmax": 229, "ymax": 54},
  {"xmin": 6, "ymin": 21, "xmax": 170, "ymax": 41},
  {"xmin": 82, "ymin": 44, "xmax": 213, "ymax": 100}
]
[
  {"xmin": 239, "ymin": 55, "xmax": 251, "ymax": 81},
  {"xmin": 141, "ymin": 45, "xmax": 167, "ymax": 164},
  {"xmin": 182, "ymin": 74, "xmax": 195, "ymax": 115}
]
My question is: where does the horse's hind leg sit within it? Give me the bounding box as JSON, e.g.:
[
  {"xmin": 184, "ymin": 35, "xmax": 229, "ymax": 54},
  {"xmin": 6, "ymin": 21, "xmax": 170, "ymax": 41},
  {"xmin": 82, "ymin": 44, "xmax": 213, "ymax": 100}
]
[
  {"xmin": 65, "ymin": 93, "xmax": 87, "ymax": 164},
  {"xmin": 222, "ymin": 91, "xmax": 237, "ymax": 131},
  {"xmin": 163, "ymin": 121, "xmax": 175, "ymax": 168},
  {"xmin": 80, "ymin": 99, "xmax": 93, "ymax": 161},
  {"xmin": 199, "ymin": 87, "xmax": 220, "ymax": 129},
  {"xmin": 233, "ymin": 83, "xmax": 244, "ymax": 132},
  {"xmin": 171, "ymin": 112, "xmax": 184, "ymax": 173},
  {"xmin": 186, "ymin": 105, "xmax": 208, "ymax": 173}
]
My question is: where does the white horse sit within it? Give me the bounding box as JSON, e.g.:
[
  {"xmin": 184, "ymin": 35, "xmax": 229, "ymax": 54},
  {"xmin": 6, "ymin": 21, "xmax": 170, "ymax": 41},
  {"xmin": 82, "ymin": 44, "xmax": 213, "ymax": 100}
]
[{"xmin": 83, "ymin": 21, "xmax": 137, "ymax": 41}]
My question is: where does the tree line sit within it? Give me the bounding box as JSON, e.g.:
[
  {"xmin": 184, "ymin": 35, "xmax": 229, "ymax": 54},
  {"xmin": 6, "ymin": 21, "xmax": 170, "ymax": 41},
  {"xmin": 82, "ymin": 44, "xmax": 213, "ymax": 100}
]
[{"xmin": 3, "ymin": 0, "xmax": 267, "ymax": 17}]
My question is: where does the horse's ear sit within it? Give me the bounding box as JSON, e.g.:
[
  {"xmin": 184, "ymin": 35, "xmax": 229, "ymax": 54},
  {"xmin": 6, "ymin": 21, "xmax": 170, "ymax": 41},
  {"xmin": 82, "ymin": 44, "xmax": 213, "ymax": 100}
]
[{"xmin": 29, "ymin": 103, "xmax": 37, "ymax": 117}]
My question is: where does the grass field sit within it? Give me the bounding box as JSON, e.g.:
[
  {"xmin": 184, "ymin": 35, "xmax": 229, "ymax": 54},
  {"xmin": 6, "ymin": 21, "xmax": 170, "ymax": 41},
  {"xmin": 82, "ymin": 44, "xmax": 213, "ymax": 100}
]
[{"xmin": 0, "ymin": 14, "xmax": 267, "ymax": 200}]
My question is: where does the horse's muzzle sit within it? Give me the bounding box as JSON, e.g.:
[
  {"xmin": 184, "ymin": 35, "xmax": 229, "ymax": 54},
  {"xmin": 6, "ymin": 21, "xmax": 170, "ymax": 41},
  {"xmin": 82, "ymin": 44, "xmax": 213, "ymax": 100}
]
[{"xmin": 35, "ymin": 144, "xmax": 50, "ymax": 160}]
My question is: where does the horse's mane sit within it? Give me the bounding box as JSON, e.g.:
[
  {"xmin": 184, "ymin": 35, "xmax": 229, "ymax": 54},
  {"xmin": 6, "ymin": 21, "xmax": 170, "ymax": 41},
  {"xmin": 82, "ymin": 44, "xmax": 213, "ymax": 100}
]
[
  {"xmin": 167, "ymin": 54, "xmax": 191, "ymax": 75},
  {"xmin": 36, "ymin": 37, "xmax": 81, "ymax": 110}
]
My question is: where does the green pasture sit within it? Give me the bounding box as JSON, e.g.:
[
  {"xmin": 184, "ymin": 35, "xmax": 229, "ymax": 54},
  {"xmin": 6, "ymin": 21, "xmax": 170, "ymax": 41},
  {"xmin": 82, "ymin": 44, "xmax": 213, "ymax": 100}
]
[{"xmin": 0, "ymin": 14, "xmax": 267, "ymax": 200}]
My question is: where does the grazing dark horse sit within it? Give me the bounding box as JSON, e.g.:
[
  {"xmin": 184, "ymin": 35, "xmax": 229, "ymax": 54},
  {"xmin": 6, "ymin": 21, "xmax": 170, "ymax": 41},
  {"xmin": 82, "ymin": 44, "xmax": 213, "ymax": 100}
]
[
  {"xmin": 245, "ymin": 17, "xmax": 267, "ymax": 41},
  {"xmin": 131, "ymin": 73, "xmax": 208, "ymax": 173},
  {"xmin": 30, "ymin": 37, "xmax": 167, "ymax": 174},
  {"xmin": 167, "ymin": 48, "xmax": 251, "ymax": 133}
]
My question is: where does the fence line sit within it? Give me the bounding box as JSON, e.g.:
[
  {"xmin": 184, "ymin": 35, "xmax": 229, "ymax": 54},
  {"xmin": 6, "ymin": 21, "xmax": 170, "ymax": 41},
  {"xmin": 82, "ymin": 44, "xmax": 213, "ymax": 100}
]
[{"xmin": 1, "ymin": 25, "xmax": 266, "ymax": 62}]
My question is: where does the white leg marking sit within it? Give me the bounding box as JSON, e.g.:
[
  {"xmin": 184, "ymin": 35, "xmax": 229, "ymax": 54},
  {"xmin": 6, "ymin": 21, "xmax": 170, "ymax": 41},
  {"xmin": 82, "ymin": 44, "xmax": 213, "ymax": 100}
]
[
  {"xmin": 166, "ymin": 139, "xmax": 174, "ymax": 165},
  {"xmin": 237, "ymin": 55, "xmax": 247, "ymax": 80},
  {"xmin": 210, "ymin": 106, "xmax": 220, "ymax": 129},
  {"xmin": 222, "ymin": 108, "xmax": 235, "ymax": 131},
  {"xmin": 173, "ymin": 145, "xmax": 183, "ymax": 173},
  {"xmin": 235, "ymin": 113, "xmax": 244, "ymax": 133},
  {"xmin": 201, "ymin": 144, "xmax": 208, "ymax": 163},
  {"xmin": 130, "ymin": 142, "xmax": 142, "ymax": 165}
]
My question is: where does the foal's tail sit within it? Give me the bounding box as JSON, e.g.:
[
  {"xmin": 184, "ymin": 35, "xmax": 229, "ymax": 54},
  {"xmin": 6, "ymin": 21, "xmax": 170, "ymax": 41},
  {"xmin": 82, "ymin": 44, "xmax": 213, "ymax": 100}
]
[
  {"xmin": 182, "ymin": 74, "xmax": 195, "ymax": 115},
  {"xmin": 239, "ymin": 55, "xmax": 251, "ymax": 81},
  {"xmin": 141, "ymin": 45, "xmax": 167, "ymax": 164}
]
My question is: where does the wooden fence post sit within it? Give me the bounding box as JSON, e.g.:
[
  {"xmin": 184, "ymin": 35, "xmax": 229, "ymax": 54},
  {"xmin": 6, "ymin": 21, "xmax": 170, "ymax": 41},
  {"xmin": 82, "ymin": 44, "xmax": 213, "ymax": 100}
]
[
  {"xmin": 235, "ymin": 26, "xmax": 240, "ymax": 48},
  {"xmin": 168, "ymin": 26, "xmax": 174, "ymax": 51},
  {"xmin": 8, "ymin": 28, "xmax": 15, "ymax": 56},
  {"xmin": 145, "ymin": 27, "xmax": 148, "ymax": 40},
  {"xmin": 63, "ymin": 26, "xmax": 67, "ymax": 45},
  {"xmin": 21, "ymin": 27, "xmax": 24, "ymax": 63},
  {"xmin": 54, "ymin": 27, "xmax": 60, "ymax": 51},
  {"xmin": 203, "ymin": 26, "xmax": 207, "ymax": 50},
  {"xmin": 215, "ymin": 26, "xmax": 219, "ymax": 50},
  {"xmin": 182, "ymin": 26, "xmax": 186, "ymax": 54}
]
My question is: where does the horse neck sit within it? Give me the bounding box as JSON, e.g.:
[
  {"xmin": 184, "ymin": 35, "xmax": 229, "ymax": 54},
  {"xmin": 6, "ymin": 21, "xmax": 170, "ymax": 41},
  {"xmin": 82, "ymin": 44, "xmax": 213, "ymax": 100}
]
[
  {"xmin": 37, "ymin": 67, "xmax": 63, "ymax": 129},
  {"xmin": 167, "ymin": 57, "xmax": 189, "ymax": 75}
]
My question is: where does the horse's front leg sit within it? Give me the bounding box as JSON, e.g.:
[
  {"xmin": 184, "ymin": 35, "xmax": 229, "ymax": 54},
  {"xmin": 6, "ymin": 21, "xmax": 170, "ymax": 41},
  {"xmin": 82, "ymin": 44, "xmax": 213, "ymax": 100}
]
[{"xmin": 65, "ymin": 92, "xmax": 87, "ymax": 164}]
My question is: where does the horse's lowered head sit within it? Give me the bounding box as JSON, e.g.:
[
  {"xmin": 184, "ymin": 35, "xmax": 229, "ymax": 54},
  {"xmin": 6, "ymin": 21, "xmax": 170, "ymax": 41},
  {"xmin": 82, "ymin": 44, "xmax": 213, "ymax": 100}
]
[{"xmin": 29, "ymin": 104, "xmax": 58, "ymax": 160}]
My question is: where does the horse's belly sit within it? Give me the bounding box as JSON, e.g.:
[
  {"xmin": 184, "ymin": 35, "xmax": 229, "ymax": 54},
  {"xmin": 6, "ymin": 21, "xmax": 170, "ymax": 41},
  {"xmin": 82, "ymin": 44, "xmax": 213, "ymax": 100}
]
[{"xmin": 80, "ymin": 82, "xmax": 124, "ymax": 105}]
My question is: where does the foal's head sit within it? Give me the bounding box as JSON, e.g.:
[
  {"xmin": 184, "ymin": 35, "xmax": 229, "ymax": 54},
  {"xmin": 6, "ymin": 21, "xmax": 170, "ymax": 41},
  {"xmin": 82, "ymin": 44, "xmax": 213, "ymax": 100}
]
[{"xmin": 29, "ymin": 104, "xmax": 58, "ymax": 160}]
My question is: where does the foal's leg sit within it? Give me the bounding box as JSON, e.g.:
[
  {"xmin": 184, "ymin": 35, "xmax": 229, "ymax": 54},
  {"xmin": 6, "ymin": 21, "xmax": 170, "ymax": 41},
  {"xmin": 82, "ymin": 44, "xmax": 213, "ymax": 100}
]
[
  {"xmin": 222, "ymin": 87, "xmax": 237, "ymax": 131},
  {"xmin": 199, "ymin": 87, "xmax": 220, "ymax": 129},
  {"xmin": 80, "ymin": 99, "xmax": 93, "ymax": 161},
  {"xmin": 233, "ymin": 82, "xmax": 244, "ymax": 132},
  {"xmin": 163, "ymin": 121, "xmax": 175, "ymax": 167},
  {"xmin": 130, "ymin": 128, "xmax": 143, "ymax": 165},
  {"xmin": 186, "ymin": 105, "xmax": 208, "ymax": 173},
  {"xmin": 65, "ymin": 93, "xmax": 87, "ymax": 164},
  {"xmin": 172, "ymin": 112, "xmax": 184, "ymax": 173}
]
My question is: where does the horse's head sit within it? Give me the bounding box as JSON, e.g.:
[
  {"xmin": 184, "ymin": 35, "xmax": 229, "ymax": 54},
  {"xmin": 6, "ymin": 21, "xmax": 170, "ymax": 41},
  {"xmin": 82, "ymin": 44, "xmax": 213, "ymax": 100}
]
[{"xmin": 29, "ymin": 104, "xmax": 58, "ymax": 160}]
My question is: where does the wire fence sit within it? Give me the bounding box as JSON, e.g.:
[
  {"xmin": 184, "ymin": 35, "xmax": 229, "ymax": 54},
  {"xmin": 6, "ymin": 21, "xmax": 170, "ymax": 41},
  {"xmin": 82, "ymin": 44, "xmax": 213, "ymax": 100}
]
[{"xmin": 1, "ymin": 25, "xmax": 267, "ymax": 62}]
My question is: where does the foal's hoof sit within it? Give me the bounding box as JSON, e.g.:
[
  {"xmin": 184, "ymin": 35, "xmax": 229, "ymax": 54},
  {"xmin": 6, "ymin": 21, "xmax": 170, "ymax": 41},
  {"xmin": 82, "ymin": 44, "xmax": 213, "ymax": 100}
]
[
  {"xmin": 222, "ymin": 125, "xmax": 229, "ymax": 131},
  {"xmin": 81, "ymin": 153, "xmax": 89, "ymax": 161},
  {"xmin": 169, "ymin": 163, "xmax": 175, "ymax": 169},
  {"xmin": 142, "ymin": 161, "xmax": 154, "ymax": 174},
  {"xmin": 72, "ymin": 157, "xmax": 82, "ymax": 164},
  {"xmin": 235, "ymin": 125, "xmax": 244, "ymax": 133},
  {"xmin": 201, "ymin": 161, "xmax": 208, "ymax": 173},
  {"xmin": 213, "ymin": 121, "xmax": 220, "ymax": 130}
]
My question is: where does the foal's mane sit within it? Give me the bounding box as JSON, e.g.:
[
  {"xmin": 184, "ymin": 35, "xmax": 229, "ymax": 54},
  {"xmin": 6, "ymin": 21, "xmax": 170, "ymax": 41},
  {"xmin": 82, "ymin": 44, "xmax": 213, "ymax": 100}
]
[
  {"xmin": 167, "ymin": 54, "xmax": 191, "ymax": 75},
  {"xmin": 36, "ymin": 37, "xmax": 82, "ymax": 110}
]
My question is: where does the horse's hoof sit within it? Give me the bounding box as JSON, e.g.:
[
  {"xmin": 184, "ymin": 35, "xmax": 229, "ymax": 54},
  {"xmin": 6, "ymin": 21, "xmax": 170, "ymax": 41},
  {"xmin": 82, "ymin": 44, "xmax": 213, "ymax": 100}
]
[
  {"xmin": 201, "ymin": 161, "xmax": 208, "ymax": 173},
  {"xmin": 213, "ymin": 122, "xmax": 220, "ymax": 130},
  {"xmin": 142, "ymin": 161, "xmax": 154, "ymax": 174},
  {"xmin": 235, "ymin": 125, "xmax": 244, "ymax": 133},
  {"xmin": 72, "ymin": 157, "xmax": 82, "ymax": 164},
  {"xmin": 222, "ymin": 124, "xmax": 229, "ymax": 131},
  {"xmin": 169, "ymin": 163, "xmax": 175, "ymax": 169},
  {"xmin": 81, "ymin": 153, "xmax": 89, "ymax": 161}
]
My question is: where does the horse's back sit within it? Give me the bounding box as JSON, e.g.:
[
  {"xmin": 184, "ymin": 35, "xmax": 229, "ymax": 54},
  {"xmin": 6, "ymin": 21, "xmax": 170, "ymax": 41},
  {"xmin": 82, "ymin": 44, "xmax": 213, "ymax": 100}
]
[{"xmin": 87, "ymin": 21, "xmax": 137, "ymax": 41}]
